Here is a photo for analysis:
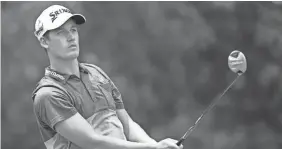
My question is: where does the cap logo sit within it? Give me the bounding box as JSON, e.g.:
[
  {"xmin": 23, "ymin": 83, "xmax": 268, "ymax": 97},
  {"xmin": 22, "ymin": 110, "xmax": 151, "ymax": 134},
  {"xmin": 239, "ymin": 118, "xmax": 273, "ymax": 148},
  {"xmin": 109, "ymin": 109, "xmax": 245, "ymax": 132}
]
[{"xmin": 49, "ymin": 8, "xmax": 71, "ymax": 23}]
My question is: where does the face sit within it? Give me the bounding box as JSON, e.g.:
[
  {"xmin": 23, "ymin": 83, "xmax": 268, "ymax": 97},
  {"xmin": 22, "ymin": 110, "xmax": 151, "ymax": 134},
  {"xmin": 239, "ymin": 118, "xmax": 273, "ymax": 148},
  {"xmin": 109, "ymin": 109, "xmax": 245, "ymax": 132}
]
[{"xmin": 42, "ymin": 19, "xmax": 80, "ymax": 60}]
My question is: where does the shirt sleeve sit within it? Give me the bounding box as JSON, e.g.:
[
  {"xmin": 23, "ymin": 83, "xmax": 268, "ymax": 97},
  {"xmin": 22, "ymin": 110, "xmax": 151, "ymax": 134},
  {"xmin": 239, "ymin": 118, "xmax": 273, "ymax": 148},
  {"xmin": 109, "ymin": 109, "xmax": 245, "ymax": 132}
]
[
  {"xmin": 33, "ymin": 87, "xmax": 77, "ymax": 130},
  {"xmin": 110, "ymin": 80, "xmax": 124, "ymax": 109}
]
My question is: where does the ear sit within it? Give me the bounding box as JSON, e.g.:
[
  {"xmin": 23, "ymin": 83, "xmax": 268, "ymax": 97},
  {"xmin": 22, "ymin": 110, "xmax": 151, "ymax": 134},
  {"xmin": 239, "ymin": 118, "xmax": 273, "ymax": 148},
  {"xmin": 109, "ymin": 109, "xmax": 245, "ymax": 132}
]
[{"xmin": 39, "ymin": 37, "xmax": 49, "ymax": 49}]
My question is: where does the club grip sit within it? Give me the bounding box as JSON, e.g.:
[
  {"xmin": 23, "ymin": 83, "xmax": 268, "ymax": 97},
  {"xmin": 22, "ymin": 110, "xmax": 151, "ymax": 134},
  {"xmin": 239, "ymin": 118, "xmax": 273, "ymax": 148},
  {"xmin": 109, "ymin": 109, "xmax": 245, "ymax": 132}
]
[{"xmin": 176, "ymin": 138, "xmax": 184, "ymax": 146}]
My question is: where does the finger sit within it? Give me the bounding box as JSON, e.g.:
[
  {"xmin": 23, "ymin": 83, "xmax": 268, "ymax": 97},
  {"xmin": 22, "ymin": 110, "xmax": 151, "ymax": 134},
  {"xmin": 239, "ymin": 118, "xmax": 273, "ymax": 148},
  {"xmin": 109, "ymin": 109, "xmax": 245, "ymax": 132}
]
[
  {"xmin": 167, "ymin": 138, "xmax": 177, "ymax": 143},
  {"xmin": 176, "ymin": 138, "xmax": 184, "ymax": 146},
  {"xmin": 167, "ymin": 141, "xmax": 180, "ymax": 149},
  {"xmin": 170, "ymin": 139, "xmax": 183, "ymax": 149}
]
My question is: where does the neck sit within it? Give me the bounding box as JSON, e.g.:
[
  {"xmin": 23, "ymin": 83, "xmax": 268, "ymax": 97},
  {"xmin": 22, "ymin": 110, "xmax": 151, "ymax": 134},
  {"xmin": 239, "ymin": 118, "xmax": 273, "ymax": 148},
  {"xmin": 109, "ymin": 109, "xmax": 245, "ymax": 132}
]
[{"xmin": 49, "ymin": 58, "xmax": 80, "ymax": 77}]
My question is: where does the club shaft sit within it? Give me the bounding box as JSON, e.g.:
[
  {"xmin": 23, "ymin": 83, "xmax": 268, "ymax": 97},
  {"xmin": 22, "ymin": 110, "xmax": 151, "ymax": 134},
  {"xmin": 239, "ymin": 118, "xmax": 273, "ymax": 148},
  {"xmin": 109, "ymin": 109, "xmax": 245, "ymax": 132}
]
[{"xmin": 177, "ymin": 74, "xmax": 241, "ymax": 145}]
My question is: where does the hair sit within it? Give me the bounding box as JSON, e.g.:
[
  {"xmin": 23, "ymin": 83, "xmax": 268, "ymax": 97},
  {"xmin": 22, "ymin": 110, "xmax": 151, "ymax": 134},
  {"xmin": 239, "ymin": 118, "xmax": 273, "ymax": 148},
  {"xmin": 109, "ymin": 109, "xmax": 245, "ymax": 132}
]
[{"xmin": 43, "ymin": 31, "xmax": 50, "ymax": 40}]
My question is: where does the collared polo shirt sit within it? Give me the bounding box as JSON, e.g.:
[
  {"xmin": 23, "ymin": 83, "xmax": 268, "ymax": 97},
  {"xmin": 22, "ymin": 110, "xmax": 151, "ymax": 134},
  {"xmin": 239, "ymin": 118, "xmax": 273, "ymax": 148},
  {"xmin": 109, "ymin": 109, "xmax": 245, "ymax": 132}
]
[{"xmin": 32, "ymin": 63, "xmax": 126, "ymax": 149}]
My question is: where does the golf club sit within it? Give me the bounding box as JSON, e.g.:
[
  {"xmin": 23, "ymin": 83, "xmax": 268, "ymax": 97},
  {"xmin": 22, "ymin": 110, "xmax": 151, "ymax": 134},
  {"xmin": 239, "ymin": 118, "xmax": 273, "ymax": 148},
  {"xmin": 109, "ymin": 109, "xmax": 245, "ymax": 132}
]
[{"xmin": 176, "ymin": 50, "xmax": 247, "ymax": 146}]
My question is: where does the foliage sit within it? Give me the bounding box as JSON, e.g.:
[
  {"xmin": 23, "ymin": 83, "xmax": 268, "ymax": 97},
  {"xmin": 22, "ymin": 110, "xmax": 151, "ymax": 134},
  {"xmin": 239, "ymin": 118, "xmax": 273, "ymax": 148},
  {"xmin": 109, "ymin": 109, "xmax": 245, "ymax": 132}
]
[{"xmin": 2, "ymin": 1, "xmax": 282, "ymax": 149}]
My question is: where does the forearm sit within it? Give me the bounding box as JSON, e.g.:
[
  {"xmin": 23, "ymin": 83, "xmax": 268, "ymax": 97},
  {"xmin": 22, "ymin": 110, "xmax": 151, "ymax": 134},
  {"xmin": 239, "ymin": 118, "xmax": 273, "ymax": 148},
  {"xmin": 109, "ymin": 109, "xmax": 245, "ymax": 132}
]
[
  {"xmin": 115, "ymin": 109, "xmax": 156, "ymax": 144},
  {"xmin": 84, "ymin": 133, "xmax": 156, "ymax": 149},
  {"xmin": 128, "ymin": 121, "xmax": 157, "ymax": 143},
  {"xmin": 55, "ymin": 113, "xmax": 156, "ymax": 149}
]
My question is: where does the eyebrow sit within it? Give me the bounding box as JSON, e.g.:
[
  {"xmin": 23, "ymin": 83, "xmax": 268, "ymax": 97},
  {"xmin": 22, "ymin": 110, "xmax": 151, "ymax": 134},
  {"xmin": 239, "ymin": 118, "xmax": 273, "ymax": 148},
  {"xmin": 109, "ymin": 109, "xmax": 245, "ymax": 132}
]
[
  {"xmin": 70, "ymin": 25, "xmax": 77, "ymax": 28},
  {"xmin": 54, "ymin": 27, "xmax": 63, "ymax": 31}
]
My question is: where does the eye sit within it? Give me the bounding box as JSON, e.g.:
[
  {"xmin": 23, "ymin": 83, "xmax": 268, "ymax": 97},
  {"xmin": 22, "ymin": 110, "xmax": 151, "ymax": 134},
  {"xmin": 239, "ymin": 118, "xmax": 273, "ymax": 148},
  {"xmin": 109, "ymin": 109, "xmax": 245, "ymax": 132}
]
[{"xmin": 70, "ymin": 28, "xmax": 77, "ymax": 32}]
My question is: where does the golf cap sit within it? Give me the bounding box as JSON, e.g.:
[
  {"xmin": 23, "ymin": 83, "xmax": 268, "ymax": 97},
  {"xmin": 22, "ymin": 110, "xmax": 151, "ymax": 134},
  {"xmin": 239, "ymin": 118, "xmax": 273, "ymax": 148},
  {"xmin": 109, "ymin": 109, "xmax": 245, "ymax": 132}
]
[{"xmin": 34, "ymin": 5, "xmax": 86, "ymax": 40}]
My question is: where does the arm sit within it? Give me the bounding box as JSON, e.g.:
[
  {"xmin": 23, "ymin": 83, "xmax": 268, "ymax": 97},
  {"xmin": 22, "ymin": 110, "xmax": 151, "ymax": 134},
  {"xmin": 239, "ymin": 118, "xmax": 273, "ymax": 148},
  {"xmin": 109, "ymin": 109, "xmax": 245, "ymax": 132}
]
[
  {"xmin": 117, "ymin": 109, "xmax": 157, "ymax": 143},
  {"xmin": 33, "ymin": 87, "xmax": 157, "ymax": 149},
  {"xmin": 55, "ymin": 112, "xmax": 157, "ymax": 149},
  {"xmin": 96, "ymin": 67, "xmax": 156, "ymax": 143},
  {"xmin": 87, "ymin": 65, "xmax": 157, "ymax": 144}
]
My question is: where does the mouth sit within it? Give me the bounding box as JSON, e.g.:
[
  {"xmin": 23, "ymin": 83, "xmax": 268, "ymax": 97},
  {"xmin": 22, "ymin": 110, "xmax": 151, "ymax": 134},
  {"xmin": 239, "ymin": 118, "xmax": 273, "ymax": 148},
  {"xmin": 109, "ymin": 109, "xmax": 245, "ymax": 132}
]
[{"xmin": 68, "ymin": 44, "xmax": 77, "ymax": 48}]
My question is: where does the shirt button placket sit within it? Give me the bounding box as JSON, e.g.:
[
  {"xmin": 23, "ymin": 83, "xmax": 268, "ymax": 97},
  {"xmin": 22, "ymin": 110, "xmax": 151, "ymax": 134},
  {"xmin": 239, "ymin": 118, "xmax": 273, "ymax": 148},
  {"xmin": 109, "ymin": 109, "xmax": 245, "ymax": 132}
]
[{"xmin": 81, "ymin": 76, "xmax": 97, "ymax": 101}]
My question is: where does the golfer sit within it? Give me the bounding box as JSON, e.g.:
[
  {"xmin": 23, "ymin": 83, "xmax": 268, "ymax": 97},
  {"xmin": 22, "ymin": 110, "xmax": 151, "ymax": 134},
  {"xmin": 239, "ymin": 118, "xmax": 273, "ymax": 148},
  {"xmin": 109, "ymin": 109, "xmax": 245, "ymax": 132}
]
[{"xmin": 32, "ymin": 4, "xmax": 183, "ymax": 149}]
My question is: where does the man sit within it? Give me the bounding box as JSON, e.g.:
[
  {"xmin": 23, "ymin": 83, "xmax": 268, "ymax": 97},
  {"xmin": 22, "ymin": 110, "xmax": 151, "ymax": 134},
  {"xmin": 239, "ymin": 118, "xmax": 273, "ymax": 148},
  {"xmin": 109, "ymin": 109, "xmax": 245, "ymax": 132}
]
[{"xmin": 32, "ymin": 4, "xmax": 183, "ymax": 149}]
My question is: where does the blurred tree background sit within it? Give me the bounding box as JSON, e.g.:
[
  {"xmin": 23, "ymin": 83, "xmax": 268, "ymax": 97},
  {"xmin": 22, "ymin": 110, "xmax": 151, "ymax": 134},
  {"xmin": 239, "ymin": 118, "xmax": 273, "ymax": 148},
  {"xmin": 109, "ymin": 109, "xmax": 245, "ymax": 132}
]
[{"xmin": 2, "ymin": 1, "xmax": 282, "ymax": 149}]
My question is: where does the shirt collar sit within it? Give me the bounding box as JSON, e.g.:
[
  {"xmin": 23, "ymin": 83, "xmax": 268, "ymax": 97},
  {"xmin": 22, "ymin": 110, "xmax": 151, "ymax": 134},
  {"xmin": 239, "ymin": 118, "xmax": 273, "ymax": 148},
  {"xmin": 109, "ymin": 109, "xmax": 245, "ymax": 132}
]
[
  {"xmin": 45, "ymin": 63, "xmax": 89, "ymax": 84},
  {"xmin": 78, "ymin": 63, "xmax": 90, "ymax": 74}
]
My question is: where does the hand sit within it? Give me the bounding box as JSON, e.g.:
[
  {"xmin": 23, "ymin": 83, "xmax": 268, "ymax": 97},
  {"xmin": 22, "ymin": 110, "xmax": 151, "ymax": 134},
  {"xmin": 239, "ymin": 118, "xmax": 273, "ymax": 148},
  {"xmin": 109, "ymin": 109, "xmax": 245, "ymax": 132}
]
[{"xmin": 156, "ymin": 138, "xmax": 183, "ymax": 149}]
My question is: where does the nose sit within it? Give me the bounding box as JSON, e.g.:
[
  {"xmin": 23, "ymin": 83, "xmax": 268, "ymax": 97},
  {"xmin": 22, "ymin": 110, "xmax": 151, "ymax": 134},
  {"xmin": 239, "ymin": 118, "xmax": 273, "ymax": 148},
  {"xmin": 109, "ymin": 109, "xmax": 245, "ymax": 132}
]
[{"xmin": 67, "ymin": 31, "xmax": 75, "ymax": 42}]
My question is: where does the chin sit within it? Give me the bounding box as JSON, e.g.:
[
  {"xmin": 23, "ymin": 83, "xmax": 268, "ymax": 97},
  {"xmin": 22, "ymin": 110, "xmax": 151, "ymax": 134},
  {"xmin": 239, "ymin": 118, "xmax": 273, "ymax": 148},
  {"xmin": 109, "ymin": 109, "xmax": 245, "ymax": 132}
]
[
  {"xmin": 69, "ymin": 52, "xmax": 80, "ymax": 59},
  {"xmin": 64, "ymin": 50, "xmax": 80, "ymax": 60}
]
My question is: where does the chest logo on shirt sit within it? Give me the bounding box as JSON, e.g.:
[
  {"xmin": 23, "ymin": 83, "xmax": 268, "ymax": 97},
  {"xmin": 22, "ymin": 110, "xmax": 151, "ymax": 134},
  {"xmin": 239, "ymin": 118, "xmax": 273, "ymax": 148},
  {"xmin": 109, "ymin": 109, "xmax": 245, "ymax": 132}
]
[{"xmin": 45, "ymin": 69, "xmax": 65, "ymax": 81}]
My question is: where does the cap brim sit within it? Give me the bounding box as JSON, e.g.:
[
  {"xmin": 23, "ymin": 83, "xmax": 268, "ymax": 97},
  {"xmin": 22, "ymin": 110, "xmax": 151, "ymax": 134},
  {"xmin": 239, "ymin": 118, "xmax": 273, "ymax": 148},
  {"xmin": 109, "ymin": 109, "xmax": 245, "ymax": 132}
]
[
  {"xmin": 48, "ymin": 13, "xmax": 86, "ymax": 31},
  {"xmin": 71, "ymin": 14, "xmax": 86, "ymax": 25}
]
